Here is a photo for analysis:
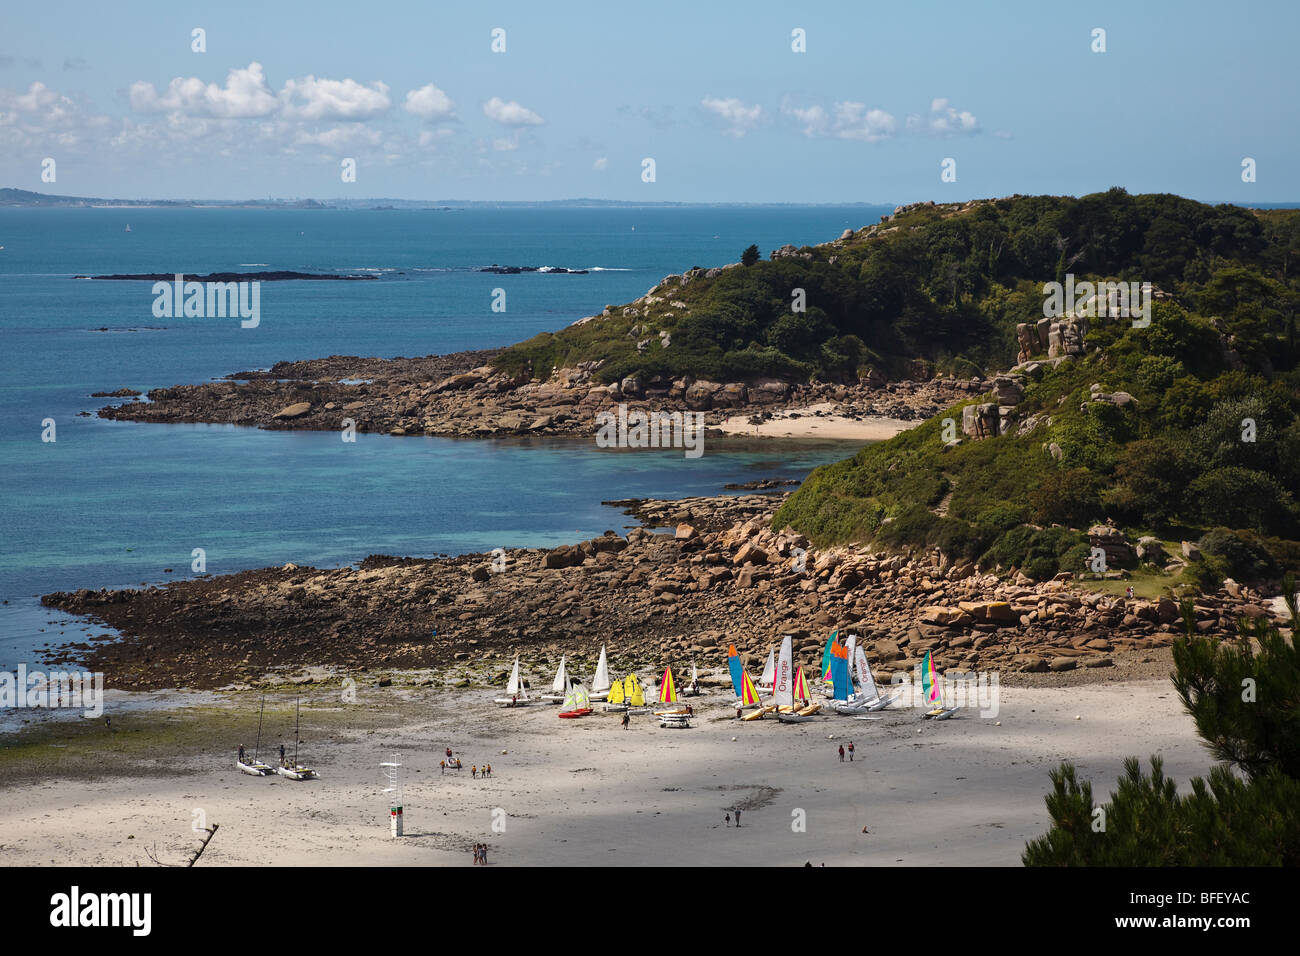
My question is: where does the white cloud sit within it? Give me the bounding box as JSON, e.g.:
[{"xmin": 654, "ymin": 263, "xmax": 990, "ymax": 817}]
[
  {"xmin": 482, "ymin": 96, "xmax": 543, "ymax": 126},
  {"xmin": 832, "ymin": 102, "xmax": 898, "ymax": 142},
  {"xmin": 404, "ymin": 84, "xmax": 456, "ymax": 121},
  {"xmin": 593, "ymin": 156, "xmax": 608, "ymax": 171},
  {"xmin": 701, "ymin": 96, "xmax": 763, "ymax": 137},
  {"xmin": 906, "ymin": 97, "xmax": 979, "ymax": 135},
  {"xmin": 280, "ymin": 75, "xmax": 391, "ymax": 121},
  {"xmin": 418, "ymin": 127, "xmax": 454, "ymax": 147},
  {"xmin": 129, "ymin": 62, "xmax": 279, "ymax": 118}
]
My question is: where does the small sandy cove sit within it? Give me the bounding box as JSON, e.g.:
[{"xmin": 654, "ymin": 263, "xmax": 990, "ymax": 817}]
[
  {"xmin": 717, "ymin": 403, "xmax": 912, "ymax": 441},
  {"xmin": 0, "ymin": 676, "xmax": 1211, "ymax": 867}
]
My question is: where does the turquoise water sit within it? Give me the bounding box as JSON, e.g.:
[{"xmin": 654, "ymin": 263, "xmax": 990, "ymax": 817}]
[{"xmin": 0, "ymin": 205, "xmax": 890, "ymax": 668}]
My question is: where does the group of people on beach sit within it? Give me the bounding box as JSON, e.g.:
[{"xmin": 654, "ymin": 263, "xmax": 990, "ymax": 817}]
[
  {"xmin": 471, "ymin": 843, "xmax": 489, "ymax": 865},
  {"xmin": 837, "ymin": 742, "xmax": 855, "ymax": 762},
  {"xmin": 440, "ymin": 746, "xmax": 490, "ymax": 778}
]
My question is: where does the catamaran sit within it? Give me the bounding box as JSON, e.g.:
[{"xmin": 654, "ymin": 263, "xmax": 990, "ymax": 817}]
[
  {"xmin": 274, "ymin": 697, "xmax": 318, "ymax": 780},
  {"xmin": 653, "ymin": 665, "xmax": 690, "ymax": 717},
  {"xmin": 237, "ymin": 694, "xmax": 274, "ymax": 775},
  {"xmin": 920, "ymin": 650, "xmax": 960, "ymax": 719},
  {"xmin": 558, "ymin": 683, "xmax": 593, "ymax": 718},
  {"xmin": 830, "ymin": 641, "xmax": 902, "ymax": 714},
  {"xmin": 540, "ymin": 656, "xmax": 569, "ymax": 704},
  {"xmin": 494, "ymin": 655, "xmax": 532, "ymax": 707},
  {"xmin": 589, "ymin": 645, "xmax": 612, "ymax": 701}
]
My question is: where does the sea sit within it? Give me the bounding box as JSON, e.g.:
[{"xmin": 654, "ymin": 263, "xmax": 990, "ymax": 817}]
[{"xmin": 0, "ymin": 204, "xmax": 892, "ymax": 676}]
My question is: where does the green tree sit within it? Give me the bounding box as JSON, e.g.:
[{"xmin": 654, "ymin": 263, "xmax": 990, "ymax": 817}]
[
  {"xmin": 741, "ymin": 244, "xmax": 760, "ymax": 267},
  {"xmin": 1023, "ymin": 581, "xmax": 1300, "ymax": 865}
]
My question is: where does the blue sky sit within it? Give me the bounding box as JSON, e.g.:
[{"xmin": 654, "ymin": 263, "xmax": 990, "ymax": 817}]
[{"xmin": 1, "ymin": 0, "xmax": 1296, "ymax": 202}]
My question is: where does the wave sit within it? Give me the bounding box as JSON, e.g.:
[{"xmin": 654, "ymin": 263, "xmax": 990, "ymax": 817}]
[{"xmin": 238, "ymin": 263, "xmax": 269, "ymax": 267}]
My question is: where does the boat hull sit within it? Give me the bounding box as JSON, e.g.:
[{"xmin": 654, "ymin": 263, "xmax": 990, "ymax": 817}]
[
  {"xmin": 558, "ymin": 708, "xmax": 593, "ymax": 719},
  {"xmin": 777, "ymin": 712, "xmax": 816, "ymax": 723},
  {"xmin": 237, "ymin": 761, "xmax": 272, "ymax": 776},
  {"xmin": 274, "ymin": 766, "xmax": 318, "ymax": 780}
]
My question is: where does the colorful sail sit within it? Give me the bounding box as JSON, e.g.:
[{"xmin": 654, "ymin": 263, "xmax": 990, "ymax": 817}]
[
  {"xmin": 921, "ymin": 650, "xmax": 941, "ymax": 706},
  {"xmin": 830, "ymin": 641, "xmax": 851, "ymax": 700},
  {"xmin": 740, "ymin": 669, "xmax": 761, "ymax": 705},
  {"xmin": 820, "ymin": 630, "xmax": 837, "ymax": 688},
  {"xmin": 793, "ymin": 664, "xmax": 810, "ymax": 703},
  {"xmin": 727, "ymin": 644, "xmax": 744, "ymax": 698},
  {"xmin": 659, "ymin": 666, "xmax": 678, "ymax": 704}
]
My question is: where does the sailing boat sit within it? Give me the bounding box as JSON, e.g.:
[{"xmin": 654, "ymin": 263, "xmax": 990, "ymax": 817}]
[
  {"xmin": 494, "ymin": 655, "xmax": 532, "ymax": 707},
  {"xmin": 124, "ymin": 224, "xmax": 131, "ymax": 233},
  {"xmin": 758, "ymin": 646, "xmax": 776, "ymax": 689},
  {"xmin": 589, "ymin": 645, "xmax": 612, "ymax": 701},
  {"xmin": 540, "ymin": 656, "xmax": 569, "ymax": 704},
  {"xmin": 778, "ymin": 657, "xmax": 820, "ymax": 723},
  {"xmin": 853, "ymin": 644, "xmax": 902, "ymax": 711},
  {"xmin": 274, "ymin": 696, "xmax": 318, "ymax": 780},
  {"xmin": 237, "ymin": 694, "xmax": 274, "ymax": 775},
  {"xmin": 604, "ymin": 672, "xmax": 628, "ymax": 711},
  {"xmin": 653, "ymin": 665, "xmax": 689, "ymax": 717},
  {"xmin": 920, "ymin": 650, "xmax": 960, "ymax": 719},
  {"xmin": 682, "ymin": 660, "xmax": 701, "ymax": 697},
  {"xmin": 558, "ymin": 683, "xmax": 593, "ymax": 718}
]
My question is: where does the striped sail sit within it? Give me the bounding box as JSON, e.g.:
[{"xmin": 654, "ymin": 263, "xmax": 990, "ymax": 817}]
[
  {"xmin": 740, "ymin": 669, "xmax": 761, "ymax": 705},
  {"xmin": 659, "ymin": 666, "xmax": 678, "ymax": 704},
  {"xmin": 793, "ymin": 664, "xmax": 810, "ymax": 702},
  {"xmin": 922, "ymin": 650, "xmax": 941, "ymax": 706}
]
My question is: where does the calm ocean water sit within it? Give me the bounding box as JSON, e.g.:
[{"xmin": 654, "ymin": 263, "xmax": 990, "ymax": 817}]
[{"xmin": 0, "ymin": 205, "xmax": 890, "ymax": 671}]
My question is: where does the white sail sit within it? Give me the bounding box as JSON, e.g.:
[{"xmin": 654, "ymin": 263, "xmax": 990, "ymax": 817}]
[
  {"xmin": 551, "ymin": 656, "xmax": 568, "ymax": 694},
  {"xmin": 592, "ymin": 645, "xmax": 611, "ymax": 694},
  {"xmin": 773, "ymin": 635, "xmax": 795, "ymax": 709},
  {"xmin": 854, "ymin": 647, "xmax": 879, "ymax": 700},
  {"xmin": 759, "ymin": 648, "xmax": 775, "ymax": 686},
  {"xmin": 506, "ymin": 657, "xmax": 521, "ymax": 696}
]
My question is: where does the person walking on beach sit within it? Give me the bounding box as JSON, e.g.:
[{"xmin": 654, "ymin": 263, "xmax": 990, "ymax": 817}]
[
  {"xmin": 838, "ymin": 744, "xmax": 845, "ymax": 762},
  {"xmin": 279, "ymin": 744, "xmax": 286, "ymax": 765},
  {"xmin": 735, "ymin": 808, "xmax": 741, "ymax": 827},
  {"xmin": 238, "ymin": 745, "xmax": 246, "ymax": 764},
  {"xmin": 472, "ymin": 765, "xmax": 478, "ymax": 779},
  {"xmin": 848, "ymin": 741, "xmax": 855, "ymax": 762},
  {"xmin": 486, "ymin": 763, "xmax": 492, "ymax": 777},
  {"xmin": 622, "ymin": 711, "xmax": 630, "ymax": 729},
  {"xmin": 725, "ymin": 812, "xmax": 731, "ymax": 827},
  {"xmin": 481, "ymin": 844, "xmax": 488, "ymax": 865},
  {"xmin": 440, "ymin": 760, "xmax": 446, "ymax": 775}
]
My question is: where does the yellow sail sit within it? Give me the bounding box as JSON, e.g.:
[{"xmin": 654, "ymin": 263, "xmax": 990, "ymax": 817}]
[
  {"xmin": 607, "ymin": 678, "xmax": 625, "ymax": 705},
  {"xmin": 627, "ymin": 674, "xmax": 646, "ymax": 707}
]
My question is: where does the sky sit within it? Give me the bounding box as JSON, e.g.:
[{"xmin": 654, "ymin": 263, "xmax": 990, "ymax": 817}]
[{"xmin": 1, "ymin": 0, "xmax": 1296, "ymax": 203}]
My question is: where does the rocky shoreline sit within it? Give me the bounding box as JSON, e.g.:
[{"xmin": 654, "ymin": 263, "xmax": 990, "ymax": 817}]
[
  {"xmin": 41, "ymin": 491, "xmax": 1279, "ymax": 693},
  {"xmin": 94, "ymin": 348, "xmax": 985, "ymax": 439}
]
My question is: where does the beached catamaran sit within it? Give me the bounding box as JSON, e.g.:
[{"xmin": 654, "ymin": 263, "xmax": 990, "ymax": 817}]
[
  {"xmin": 653, "ymin": 665, "xmax": 689, "ymax": 717},
  {"xmin": 274, "ymin": 697, "xmax": 318, "ymax": 780},
  {"xmin": 604, "ymin": 673, "xmax": 647, "ymax": 712},
  {"xmin": 541, "ymin": 656, "xmax": 569, "ymax": 704},
  {"xmin": 494, "ymin": 655, "xmax": 532, "ymax": 707},
  {"xmin": 920, "ymin": 650, "xmax": 960, "ymax": 719},
  {"xmin": 558, "ymin": 683, "xmax": 593, "ymax": 718},
  {"xmin": 237, "ymin": 694, "xmax": 274, "ymax": 776},
  {"xmin": 589, "ymin": 645, "xmax": 612, "ymax": 701},
  {"xmin": 827, "ymin": 637, "xmax": 902, "ymax": 715}
]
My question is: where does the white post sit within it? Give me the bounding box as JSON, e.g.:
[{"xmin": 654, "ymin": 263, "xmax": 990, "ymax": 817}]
[{"xmin": 381, "ymin": 754, "xmax": 403, "ymax": 838}]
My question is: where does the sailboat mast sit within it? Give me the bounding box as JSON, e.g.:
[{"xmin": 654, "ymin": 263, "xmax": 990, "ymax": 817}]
[
  {"xmin": 294, "ymin": 696, "xmax": 300, "ymax": 767},
  {"xmin": 254, "ymin": 694, "xmax": 265, "ymax": 762}
]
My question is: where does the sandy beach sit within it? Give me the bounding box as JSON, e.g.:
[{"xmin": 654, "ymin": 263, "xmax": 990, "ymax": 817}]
[
  {"xmin": 0, "ymin": 674, "xmax": 1211, "ymax": 867},
  {"xmin": 717, "ymin": 404, "xmax": 915, "ymax": 441}
]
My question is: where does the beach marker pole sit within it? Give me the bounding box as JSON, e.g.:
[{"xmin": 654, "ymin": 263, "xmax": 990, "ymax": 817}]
[{"xmin": 381, "ymin": 754, "xmax": 403, "ymax": 837}]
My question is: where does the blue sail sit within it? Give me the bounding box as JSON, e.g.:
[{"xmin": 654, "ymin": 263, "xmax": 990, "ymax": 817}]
[
  {"xmin": 830, "ymin": 646, "xmax": 851, "ymax": 701},
  {"xmin": 727, "ymin": 644, "xmax": 744, "ymax": 698}
]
